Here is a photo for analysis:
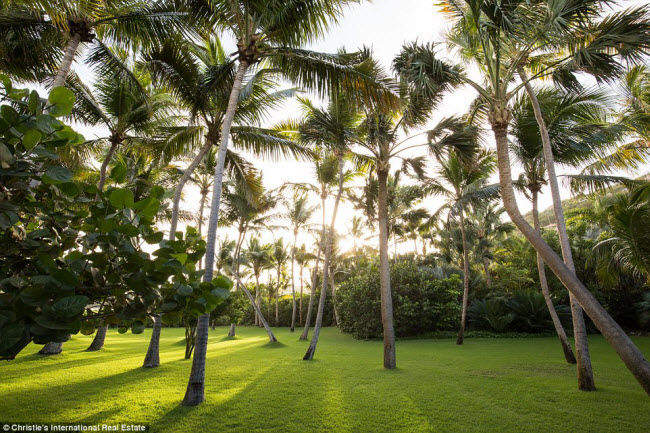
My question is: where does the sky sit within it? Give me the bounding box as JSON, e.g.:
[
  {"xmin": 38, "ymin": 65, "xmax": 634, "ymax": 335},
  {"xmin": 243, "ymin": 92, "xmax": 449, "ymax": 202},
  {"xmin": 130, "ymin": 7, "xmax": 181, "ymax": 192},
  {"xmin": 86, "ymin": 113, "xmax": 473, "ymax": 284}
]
[{"xmin": 63, "ymin": 0, "xmax": 649, "ymax": 274}]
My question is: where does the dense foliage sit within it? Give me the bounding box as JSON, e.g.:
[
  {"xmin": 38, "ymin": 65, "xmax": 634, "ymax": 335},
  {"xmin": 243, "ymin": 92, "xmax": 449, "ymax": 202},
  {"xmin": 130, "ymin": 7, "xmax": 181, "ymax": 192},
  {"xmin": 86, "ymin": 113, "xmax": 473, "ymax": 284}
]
[{"xmin": 335, "ymin": 261, "xmax": 461, "ymax": 339}]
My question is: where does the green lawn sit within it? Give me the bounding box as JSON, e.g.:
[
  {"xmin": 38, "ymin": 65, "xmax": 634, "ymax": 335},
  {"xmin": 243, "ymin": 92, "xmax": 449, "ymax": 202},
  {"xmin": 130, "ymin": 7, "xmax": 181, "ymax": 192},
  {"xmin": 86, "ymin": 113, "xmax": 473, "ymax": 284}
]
[{"xmin": 1, "ymin": 327, "xmax": 649, "ymax": 432}]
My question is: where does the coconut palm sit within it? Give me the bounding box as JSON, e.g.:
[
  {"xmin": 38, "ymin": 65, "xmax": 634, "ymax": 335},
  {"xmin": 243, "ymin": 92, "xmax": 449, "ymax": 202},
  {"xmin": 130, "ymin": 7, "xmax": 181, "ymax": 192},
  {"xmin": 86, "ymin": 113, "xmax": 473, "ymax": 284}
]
[
  {"xmin": 1, "ymin": 0, "xmax": 189, "ymax": 87},
  {"xmin": 220, "ymin": 178, "xmax": 278, "ymax": 340},
  {"xmin": 428, "ymin": 148, "xmax": 498, "ymax": 345},
  {"xmin": 294, "ymin": 244, "xmax": 316, "ymax": 326},
  {"xmin": 424, "ymin": 0, "xmax": 650, "ymax": 393},
  {"xmin": 297, "ymin": 93, "xmax": 364, "ymax": 361},
  {"xmin": 284, "ymin": 192, "xmax": 317, "ymax": 331},
  {"xmin": 243, "ymin": 237, "xmax": 273, "ymax": 326},
  {"xmin": 469, "ymin": 203, "xmax": 513, "ymax": 287},
  {"xmin": 270, "ymin": 238, "xmax": 291, "ymax": 326}
]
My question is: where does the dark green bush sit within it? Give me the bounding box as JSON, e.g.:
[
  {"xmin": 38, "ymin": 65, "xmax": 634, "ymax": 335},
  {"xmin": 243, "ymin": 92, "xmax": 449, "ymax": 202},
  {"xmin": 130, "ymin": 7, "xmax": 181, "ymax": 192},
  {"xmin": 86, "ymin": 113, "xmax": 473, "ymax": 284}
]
[{"xmin": 335, "ymin": 261, "xmax": 461, "ymax": 339}]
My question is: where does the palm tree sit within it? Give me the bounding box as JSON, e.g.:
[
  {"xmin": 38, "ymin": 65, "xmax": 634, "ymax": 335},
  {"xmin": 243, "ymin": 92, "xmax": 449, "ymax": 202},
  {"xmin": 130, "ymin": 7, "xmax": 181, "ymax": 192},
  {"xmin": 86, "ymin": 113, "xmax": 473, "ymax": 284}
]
[
  {"xmin": 509, "ymin": 86, "xmax": 619, "ymax": 364},
  {"xmin": 244, "ymin": 237, "xmax": 273, "ymax": 326},
  {"xmin": 270, "ymin": 238, "xmax": 291, "ymax": 326},
  {"xmin": 294, "ymin": 244, "xmax": 316, "ymax": 326},
  {"xmin": 297, "ymin": 94, "xmax": 363, "ymax": 361},
  {"xmin": 284, "ymin": 192, "xmax": 317, "ymax": 331},
  {"xmin": 2, "ymin": 0, "xmax": 188, "ymax": 87},
  {"xmin": 428, "ymin": 148, "xmax": 497, "ymax": 345},
  {"xmin": 426, "ymin": 0, "xmax": 650, "ymax": 394},
  {"xmin": 221, "ymin": 178, "xmax": 278, "ymax": 340},
  {"xmin": 469, "ymin": 203, "xmax": 513, "ymax": 287},
  {"xmin": 68, "ymin": 63, "xmax": 172, "ymax": 191}
]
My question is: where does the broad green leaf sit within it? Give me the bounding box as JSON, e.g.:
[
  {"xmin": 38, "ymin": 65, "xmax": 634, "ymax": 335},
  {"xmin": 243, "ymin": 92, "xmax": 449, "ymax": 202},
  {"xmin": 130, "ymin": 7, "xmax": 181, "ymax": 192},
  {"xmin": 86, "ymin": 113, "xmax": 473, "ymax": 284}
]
[
  {"xmin": 22, "ymin": 130, "xmax": 42, "ymax": 150},
  {"xmin": 42, "ymin": 166, "xmax": 72, "ymax": 185},
  {"xmin": 172, "ymin": 253, "xmax": 188, "ymax": 264},
  {"xmin": 212, "ymin": 275, "xmax": 233, "ymax": 290},
  {"xmin": 211, "ymin": 287, "xmax": 231, "ymax": 300},
  {"xmin": 109, "ymin": 188, "xmax": 134, "ymax": 209},
  {"xmin": 51, "ymin": 295, "xmax": 88, "ymax": 318},
  {"xmin": 131, "ymin": 321, "xmax": 145, "ymax": 334},
  {"xmin": 110, "ymin": 162, "xmax": 127, "ymax": 183},
  {"xmin": 48, "ymin": 87, "xmax": 75, "ymax": 117},
  {"xmin": 176, "ymin": 284, "xmax": 193, "ymax": 297},
  {"xmin": 144, "ymin": 232, "xmax": 164, "ymax": 244},
  {"xmin": 1, "ymin": 105, "xmax": 20, "ymax": 125}
]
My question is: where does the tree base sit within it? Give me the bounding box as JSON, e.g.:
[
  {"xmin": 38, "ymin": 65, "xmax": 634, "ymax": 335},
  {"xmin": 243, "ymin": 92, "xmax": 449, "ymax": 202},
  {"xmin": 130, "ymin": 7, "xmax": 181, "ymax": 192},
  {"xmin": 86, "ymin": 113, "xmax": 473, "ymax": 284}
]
[
  {"xmin": 228, "ymin": 324, "xmax": 236, "ymax": 337},
  {"xmin": 39, "ymin": 342, "xmax": 63, "ymax": 355},
  {"xmin": 303, "ymin": 345, "xmax": 315, "ymax": 360}
]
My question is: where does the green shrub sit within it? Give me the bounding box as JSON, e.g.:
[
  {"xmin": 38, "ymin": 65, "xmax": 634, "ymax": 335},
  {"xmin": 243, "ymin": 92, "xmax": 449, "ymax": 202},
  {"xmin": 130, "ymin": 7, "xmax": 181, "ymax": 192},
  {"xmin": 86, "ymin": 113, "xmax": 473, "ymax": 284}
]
[{"xmin": 335, "ymin": 261, "xmax": 461, "ymax": 339}]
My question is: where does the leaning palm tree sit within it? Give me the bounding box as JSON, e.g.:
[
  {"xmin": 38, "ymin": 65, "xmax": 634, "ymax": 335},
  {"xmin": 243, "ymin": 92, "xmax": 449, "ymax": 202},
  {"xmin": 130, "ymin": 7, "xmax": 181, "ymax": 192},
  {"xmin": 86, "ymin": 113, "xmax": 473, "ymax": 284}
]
[
  {"xmin": 284, "ymin": 192, "xmax": 317, "ymax": 331},
  {"xmin": 509, "ymin": 86, "xmax": 620, "ymax": 364},
  {"xmin": 424, "ymin": 0, "xmax": 650, "ymax": 394},
  {"xmin": 298, "ymin": 93, "xmax": 364, "ymax": 361},
  {"xmin": 294, "ymin": 244, "xmax": 316, "ymax": 326},
  {"xmin": 221, "ymin": 178, "xmax": 278, "ymax": 340},
  {"xmin": 178, "ymin": 0, "xmax": 399, "ymax": 404},
  {"xmin": 428, "ymin": 148, "xmax": 498, "ymax": 345},
  {"xmin": 244, "ymin": 237, "xmax": 273, "ymax": 326},
  {"xmin": 1, "ymin": 0, "xmax": 189, "ymax": 87},
  {"xmin": 270, "ymin": 238, "xmax": 291, "ymax": 326}
]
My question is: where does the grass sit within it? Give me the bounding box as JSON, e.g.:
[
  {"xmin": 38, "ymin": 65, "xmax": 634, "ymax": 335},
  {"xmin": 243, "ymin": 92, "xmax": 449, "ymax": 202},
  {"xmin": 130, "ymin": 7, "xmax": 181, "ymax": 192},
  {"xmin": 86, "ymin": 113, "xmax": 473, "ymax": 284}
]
[{"xmin": 1, "ymin": 327, "xmax": 649, "ymax": 432}]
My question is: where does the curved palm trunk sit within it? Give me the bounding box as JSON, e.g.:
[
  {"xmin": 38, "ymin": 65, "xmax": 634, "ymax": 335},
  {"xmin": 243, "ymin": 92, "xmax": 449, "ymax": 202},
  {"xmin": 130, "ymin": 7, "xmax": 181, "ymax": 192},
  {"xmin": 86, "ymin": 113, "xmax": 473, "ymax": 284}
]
[
  {"xmin": 533, "ymin": 190, "xmax": 577, "ymax": 364},
  {"xmin": 143, "ymin": 315, "xmax": 162, "ymax": 368},
  {"xmin": 377, "ymin": 167, "xmax": 397, "ymax": 368},
  {"xmin": 304, "ymin": 155, "xmax": 345, "ymax": 360},
  {"xmin": 456, "ymin": 210, "xmax": 470, "ymax": 345},
  {"xmin": 97, "ymin": 141, "xmax": 119, "ymax": 191},
  {"xmin": 300, "ymin": 199, "xmax": 326, "ymax": 340},
  {"xmin": 169, "ymin": 140, "xmax": 214, "ymax": 239},
  {"xmin": 490, "ymin": 116, "xmax": 650, "ymax": 396},
  {"xmin": 230, "ymin": 273, "xmax": 276, "ymax": 342},
  {"xmin": 329, "ymin": 270, "xmax": 339, "ymax": 327},
  {"xmin": 290, "ymin": 233, "xmax": 297, "ymax": 332},
  {"xmin": 38, "ymin": 342, "xmax": 63, "ymax": 355},
  {"xmin": 299, "ymin": 264, "xmax": 304, "ymax": 326},
  {"xmin": 483, "ymin": 258, "xmax": 492, "ymax": 286},
  {"xmin": 182, "ymin": 59, "xmax": 250, "ymax": 407},
  {"xmin": 197, "ymin": 192, "xmax": 207, "ymax": 237},
  {"xmin": 275, "ymin": 289, "xmax": 279, "ymax": 326},
  {"xmin": 52, "ymin": 32, "xmax": 81, "ymax": 88},
  {"xmin": 254, "ymin": 275, "xmax": 261, "ymax": 327},
  {"xmin": 86, "ymin": 324, "xmax": 107, "ymax": 351},
  {"xmin": 519, "ymin": 67, "xmax": 595, "ymax": 390}
]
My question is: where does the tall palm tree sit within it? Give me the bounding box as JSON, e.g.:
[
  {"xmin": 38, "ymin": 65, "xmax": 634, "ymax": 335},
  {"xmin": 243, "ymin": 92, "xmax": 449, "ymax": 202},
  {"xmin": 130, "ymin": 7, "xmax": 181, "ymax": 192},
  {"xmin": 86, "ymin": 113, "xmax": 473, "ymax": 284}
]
[
  {"xmin": 297, "ymin": 94, "xmax": 363, "ymax": 361},
  {"xmin": 244, "ymin": 237, "xmax": 273, "ymax": 327},
  {"xmin": 469, "ymin": 203, "xmax": 513, "ymax": 287},
  {"xmin": 221, "ymin": 178, "xmax": 278, "ymax": 340},
  {"xmin": 428, "ymin": 148, "xmax": 498, "ymax": 345},
  {"xmin": 510, "ymin": 86, "xmax": 619, "ymax": 364},
  {"xmin": 294, "ymin": 244, "xmax": 316, "ymax": 326},
  {"xmin": 2, "ymin": 0, "xmax": 188, "ymax": 87},
  {"xmin": 426, "ymin": 0, "xmax": 650, "ymax": 394},
  {"xmin": 270, "ymin": 238, "xmax": 291, "ymax": 326},
  {"xmin": 284, "ymin": 192, "xmax": 317, "ymax": 331}
]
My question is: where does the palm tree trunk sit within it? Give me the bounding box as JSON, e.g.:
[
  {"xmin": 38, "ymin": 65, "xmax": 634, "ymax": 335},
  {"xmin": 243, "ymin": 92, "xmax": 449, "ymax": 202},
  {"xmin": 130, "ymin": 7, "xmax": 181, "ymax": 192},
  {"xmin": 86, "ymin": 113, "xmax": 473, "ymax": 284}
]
[
  {"xmin": 532, "ymin": 190, "xmax": 577, "ymax": 364},
  {"xmin": 456, "ymin": 210, "xmax": 470, "ymax": 345},
  {"xmin": 97, "ymin": 141, "xmax": 119, "ymax": 191},
  {"xmin": 38, "ymin": 342, "xmax": 63, "ymax": 355},
  {"xmin": 169, "ymin": 140, "xmax": 213, "ymax": 239},
  {"xmin": 255, "ymin": 275, "xmax": 261, "ymax": 327},
  {"xmin": 182, "ymin": 59, "xmax": 250, "ymax": 407},
  {"xmin": 228, "ymin": 323, "xmax": 235, "ymax": 337},
  {"xmin": 290, "ymin": 233, "xmax": 297, "ymax": 332},
  {"xmin": 483, "ymin": 257, "xmax": 492, "ymax": 286},
  {"xmin": 329, "ymin": 271, "xmax": 339, "ymax": 327},
  {"xmin": 197, "ymin": 192, "xmax": 207, "ymax": 237},
  {"xmin": 304, "ymin": 154, "xmax": 345, "ymax": 360},
  {"xmin": 52, "ymin": 32, "xmax": 81, "ymax": 88},
  {"xmin": 377, "ymin": 166, "xmax": 397, "ymax": 368},
  {"xmin": 275, "ymin": 290, "xmax": 279, "ymax": 326},
  {"xmin": 230, "ymin": 272, "xmax": 276, "ymax": 342},
  {"xmin": 299, "ymin": 264, "xmax": 304, "ymax": 326},
  {"xmin": 490, "ymin": 116, "xmax": 650, "ymax": 396},
  {"xmin": 86, "ymin": 324, "xmax": 107, "ymax": 351},
  {"xmin": 518, "ymin": 67, "xmax": 595, "ymax": 391},
  {"xmin": 143, "ymin": 315, "xmax": 162, "ymax": 368},
  {"xmin": 300, "ymin": 199, "xmax": 326, "ymax": 340}
]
